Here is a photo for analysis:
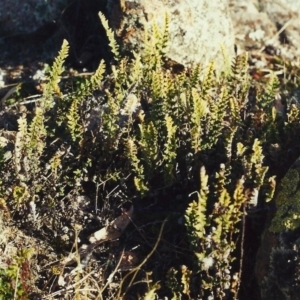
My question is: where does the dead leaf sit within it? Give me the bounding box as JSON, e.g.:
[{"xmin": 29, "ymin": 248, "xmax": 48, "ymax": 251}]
[
  {"xmin": 61, "ymin": 204, "xmax": 133, "ymax": 266},
  {"xmin": 89, "ymin": 204, "xmax": 134, "ymax": 244}
]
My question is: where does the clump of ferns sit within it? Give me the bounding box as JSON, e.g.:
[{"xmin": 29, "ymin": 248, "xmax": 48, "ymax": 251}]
[
  {"xmin": 184, "ymin": 138, "xmax": 275, "ymax": 299},
  {"xmin": 100, "ymin": 12, "xmax": 286, "ymax": 196},
  {"xmin": 5, "ymin": 9, "xmax": 291, "ymax": 214}
]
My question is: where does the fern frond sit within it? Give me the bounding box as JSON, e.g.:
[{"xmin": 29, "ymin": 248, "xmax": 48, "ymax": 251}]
[
  {"xmin": 90, "ymin": 60, "xmax": 106, "ymax": 87},
  {"xmin": 139, "ymin": 121, "xmax": 159, "ymax": 170},
  {"xmin": 27, "ymin": 107, "xmax": 46, "ymax": 157},
  {"xmin": 133, "ymin": 176, "xmax": 148, "ymax": 195},
  {"xmin": 67, "ymin": 99, "xmax": 83, "ymax": 142},
  {"xmin": 185, "ymin": 167, "xmax": 209, "ymax": 242},
  {"xmin": 163, "ymin": 115, "xmax": 177, "ymax": 181},
  {"xmin": 202, "ymin": 61, "xmax": 215, "ymax": 96},
  {"xmin": 257, "ymin": 72, "xmax": 280, "ymax": 108},
  {"xmin": 15, "ymin": 116, "xmax": 28, "ymax": 174},
  {"xmin": 189, "ymin": 88, "xmax": 208, "ymax": 152},
  {"xmin": 164, "ymin": 115, "xmax": 177, "ymax": 162},
  {"xmin": 99, "ymin": 12, "xmax": 120, "ymax": 61},
  {"xmin": 129, "ymin": 52, "xmax": 142, "ymax": 83},
  {"xmin": 126, "ymin": 138, "xmax": 148, "ymax": 194},
  {"xmin": 151, "ymin": 20, "xmax": 161, "ymax": 46},
  {"xmin": 126, "ymin": 138, "xmax": 143, "ymax": 177},
  {"xmin": 191, "ymin": 88, "xmax": 208, "ymax": 124},
  {"xmin": 43, "ymin": 39, "xmax": 69, "ymax": 109},
  {"xmin": 230, "ymin": 52, "xmax": 248, "ymax": 79},
  {"xmin": 160, "ymin": 13, "xmax": 170, "ymax": 56},
  {"xmin": 190, "ymin": 63, "xmax": 202, "ymax": 88}
]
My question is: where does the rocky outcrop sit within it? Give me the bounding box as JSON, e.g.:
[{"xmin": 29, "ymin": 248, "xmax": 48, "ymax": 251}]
[
  {"xmin": 0, "ymin": 0, "xmax": 68, "ymax": 36},
  {"xmin": 255, "ymin": 156, "xmax": 300, "ymax": 299},
  {"xmin": 106, "ymin": 0, "xmax": 235, "ymax": 72}
]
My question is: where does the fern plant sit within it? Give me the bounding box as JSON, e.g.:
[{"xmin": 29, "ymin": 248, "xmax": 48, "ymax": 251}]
[{"xmin": 1, "ymin": 10, "xmax": 300, "ymax": 300}]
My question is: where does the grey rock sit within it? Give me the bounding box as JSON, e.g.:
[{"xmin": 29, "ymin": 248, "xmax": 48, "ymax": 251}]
[
  {"xmin": 106, "ymin": 0, "xmax": 235, "ymax": 72},
  {"xmin": 229, "ymin": 0, "xmax": 300, "ymax": 59},
  {"xmin": 0, "ymin": 0, "xmax": 68, "ymax": 36}
]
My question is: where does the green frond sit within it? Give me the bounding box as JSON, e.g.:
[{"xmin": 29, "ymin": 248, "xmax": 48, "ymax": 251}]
[
  {"xmin": 190, "ymin": 63, "xmax": 202, "ymax": 87},
  {"xmin": 27, "ymin": 107, "xmax": 46, "ymax": 157},
  {"xmin": 191, "ymin": 88, "xmax": 208, "ymax": 124},
  {"xmin": 15, "ymin": 116, "xmax": 28, "ymax": 175},
  {"xmin": 250, "ymin": 139, "xmax": 263, "ymax": 165},
  {"xmin": 66, "ymin": 99, "xmax": 83, "ymax": 142},
  {"xmin": 257, "ymin": 72, "xmax": 280, "ymax": 108},
  {"xmin": 190, "ymin": 88, "xmax": 208, "ymax": 152},
  {"xmin": 236, "ymin": 142, "xmax": 246, "ymax": 156},
  {"xmin": 230, "ymin": 52, "xmax": 248, "ymax": 79},
  {"xmin": 224, "ymin": 127, "xmax": 237, "ymax": 161},
  {"xmin": 126, "ymin": 138, "xmax": 148, "ymax": 194},
  {"xmin": 202, "ymin": 61, "xmax": 216, "ymax": 96},
  {"xmin": 163, "ymin": 115, "xmax": 177, "ymax": 181},
  {"xmin": 129, "ymin": 52, "xmax": 142, "ymax": 83},
  {"xmin": 126, "ymin": 138, "xmax": 139, "ymax": 168},
  {"xmin": 133, "ymin": 176, "xmax": 148, "ymax": 195},
  {"xmin": 90, "ymin": 59, "xmax": 106, "ymax": 87},
  {"xmin": 139, "ymin": 121, "xmax": 159, "ymax": 171},
  {"xmin": 43, "ymin": 39, "xmax": 69, "ymax": 109},
  {"xmin": 228, "ymin": 96, "xmax": 241, "ymax": 125},
  {"xmin": 159, "ymin": 13, "xmax": 170, "ymax": 56},
  {"xmin": 202, "ymin": 85, "xmax": 228, "ymax": 149},
  {"xmin": 151, "ymin": 70, "xmax": 165, "ymax": 99},
  {"xmin": 185, "ymin": 167, "xmax": 209, "ymax": 242},
  {"xmin": 265, "ymin": 176, "xmax": 276, "ymax": 202},
  {"xmin": 151, "ymin": 20, "xmax": 161, "ymax": 47},
  {"xmin": 99, "ymin": 12, "xmax": 120, "ymax": 61}
]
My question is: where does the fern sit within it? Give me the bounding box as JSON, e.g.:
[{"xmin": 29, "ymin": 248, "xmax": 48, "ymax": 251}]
[
  {"xmin": 257, "ymin": 72, "xmax": 280, "ymax": 108},
  {"xmin": 228, "ymin": 52, "xmax": 249, "ymax": 101},
  {"xmin": 160, "ymin": 13, "xmax": 170, "ymax": 56},
  {"xmin": 77, "ymin": 60, "xmax": 105, "ymax": 98},
  {"xmin": 139, "ymin": 121, "xmax": 159, "ymax": 177},
  {"xmin": 163, "ymin": 115, "xmax": 177, "ymax": 181},
  {"xmin": 66, "ymin": 99, "xmax": 83, "ymax": 142},
  {"xmin": 125, "ymin": 138, "xmax": 148, "ymax": 194},
  {"xmin": 190, "ymin": 88, "xmax": 208, "ymax": 152},
  {"xmin": 27, "ymin": 107, "xmax": 46, "ymax": 158},
  {"xmin": 190, "ymin": 63, "xmax": 202, "ymax": 88},
  {"xmin": 185, "ymin": 167, "xmax": 209, "ymax": 244},
  {"xmin": 201, "ymin": 61, "xmax": 215, "ymax": 97},
  {"xmin": 99, "ymin": 12, "xmax": 120, "ymax": 61},
  {"xmin": 42, "ymin": 39, "xmax": 69, "ymax": 110},
  {"xmin": 14, "ymin": 116, "xmax": 28, "ymax": 176}
]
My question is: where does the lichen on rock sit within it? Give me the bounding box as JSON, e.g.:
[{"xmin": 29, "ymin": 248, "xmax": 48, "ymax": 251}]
[{"xmin": 270, "ymin": 159, "xmax": 300, "ymax": 233}]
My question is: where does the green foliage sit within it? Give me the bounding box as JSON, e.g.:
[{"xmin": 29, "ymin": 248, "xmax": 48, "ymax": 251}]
[
  {"xmin": 270, "ymin": 162, "xmax": 300, "ymax": 233},
  {"xmin": 1, "ymin": 12, "xmax": 300, "ymax": 300},
  {"xmin": 0, "ymin": 248, "xmax": 33, "ymax": 300},
  {"xmin": 42, "ymin": 39, "xmax": 69, "ymax": 110},
  {"xmin": 184, "ymin": 138, "xmax": 272, "ymax": 299},
  {"xmin": 99, "ymin": 12, "xmax": 120, "ymax": 61}
]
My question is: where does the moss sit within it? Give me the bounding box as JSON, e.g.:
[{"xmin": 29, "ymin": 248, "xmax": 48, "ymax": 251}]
[{"xmin": 270, "ymin": 161, "xmax": 300, "ymax": 232}]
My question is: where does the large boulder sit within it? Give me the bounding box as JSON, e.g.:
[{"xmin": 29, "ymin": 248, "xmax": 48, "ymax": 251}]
[{"xmin": 106, "ymin": 0, "xmax": 235, "ymax": 72}]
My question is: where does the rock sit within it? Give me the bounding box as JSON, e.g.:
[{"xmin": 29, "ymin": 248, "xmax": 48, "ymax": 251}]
[
  {"xmin": 106, "ymin": 0, "xmax": 235, "ymax": 72},
  {"xmin": 0, "ymin": 0, "xmax": 68, "ymax": 36},
  {"xmin": 255, "ymin": 156, "xmax": 300, "ymax": 299},
  {"xmin": 229, "ymin": 0, "xmax": 300, "ymax": 60},
  {"xmin": 229, "ymin": 0, "xmax": 277, "ymax": 51}
]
